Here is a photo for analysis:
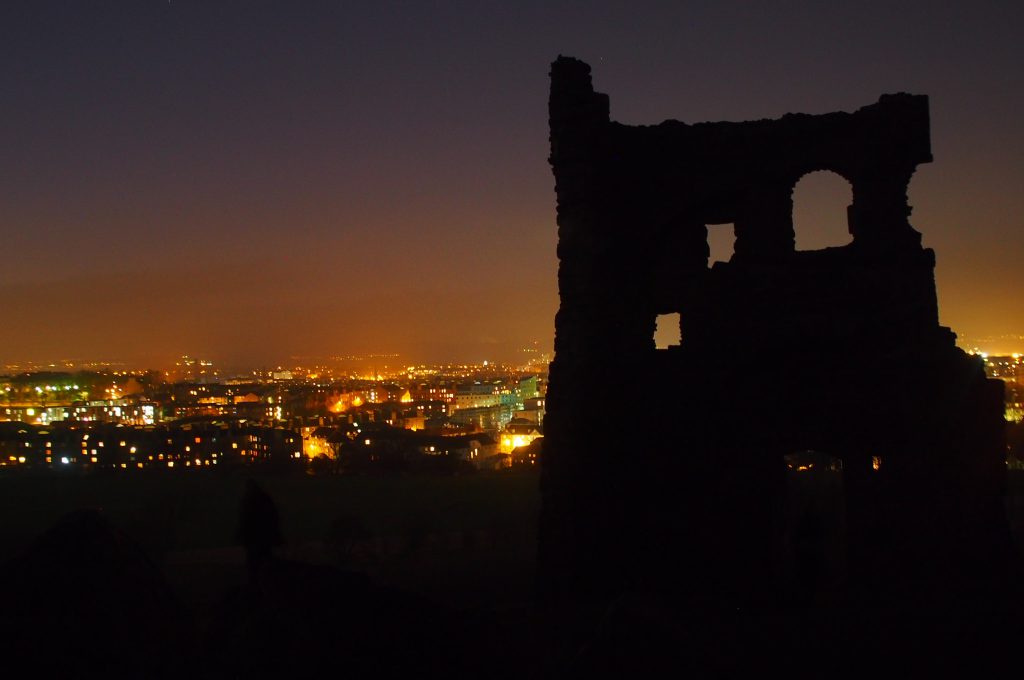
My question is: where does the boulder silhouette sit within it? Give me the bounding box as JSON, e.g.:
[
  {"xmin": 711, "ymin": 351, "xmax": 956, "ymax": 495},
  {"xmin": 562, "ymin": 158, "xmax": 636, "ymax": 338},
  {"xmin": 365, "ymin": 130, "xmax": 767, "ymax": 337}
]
[{"xmin": 0, "ymin": 508, "xmax": 191, "ymax": 677}]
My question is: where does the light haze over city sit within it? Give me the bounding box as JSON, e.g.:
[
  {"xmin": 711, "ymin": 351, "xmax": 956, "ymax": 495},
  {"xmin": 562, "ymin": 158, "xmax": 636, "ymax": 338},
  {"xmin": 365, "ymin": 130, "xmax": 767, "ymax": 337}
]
[{"xmin": 1, "ymin": 2, "xmax": 1021, "ymax": 367}]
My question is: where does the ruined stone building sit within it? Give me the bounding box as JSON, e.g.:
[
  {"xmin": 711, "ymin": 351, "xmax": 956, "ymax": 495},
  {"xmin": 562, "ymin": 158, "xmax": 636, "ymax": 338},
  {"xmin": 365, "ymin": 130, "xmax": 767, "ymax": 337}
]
[{"xmin": 541, "ymin": 57, "xmax": 1010, "ymax": 608}]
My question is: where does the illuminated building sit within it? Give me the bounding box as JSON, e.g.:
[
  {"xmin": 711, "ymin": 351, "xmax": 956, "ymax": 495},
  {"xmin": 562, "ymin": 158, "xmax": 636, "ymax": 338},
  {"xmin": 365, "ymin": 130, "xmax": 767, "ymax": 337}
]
[
  {"xmin": 499, "ymin": 418, "xmax": 542, "ymax": 454},
  {"xmin": 448, "ymin": 404, "xmax": 516, "ymax": 432},
  {"xmin": 453, "ymin": 382, "xmax": 502, "ymax": 411}
]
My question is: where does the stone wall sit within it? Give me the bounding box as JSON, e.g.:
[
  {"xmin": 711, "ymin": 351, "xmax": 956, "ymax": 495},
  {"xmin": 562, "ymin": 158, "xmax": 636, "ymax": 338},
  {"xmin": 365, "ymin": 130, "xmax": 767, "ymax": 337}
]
[{"xmin": 541, "ymin": 56, "xmax": 1011, "ymax": 609}]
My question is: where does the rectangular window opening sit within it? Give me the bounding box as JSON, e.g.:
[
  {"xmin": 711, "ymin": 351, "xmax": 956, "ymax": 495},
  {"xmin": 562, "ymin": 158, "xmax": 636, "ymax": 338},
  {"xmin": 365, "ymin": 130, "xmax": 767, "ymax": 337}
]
[
  {"xmin": 707, "ymin": 223, "xmax": 736, "ymax": 265},
  {"xmin": 655, "ymin": 313, "xmax": 682, "ymax": 349}
]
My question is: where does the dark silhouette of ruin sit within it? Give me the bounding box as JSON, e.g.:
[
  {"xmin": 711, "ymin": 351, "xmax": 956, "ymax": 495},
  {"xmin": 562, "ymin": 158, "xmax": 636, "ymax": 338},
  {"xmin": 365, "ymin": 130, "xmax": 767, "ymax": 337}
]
[{"xmin": 540, "ymin": 56, "xmax": 1012, "ymax": 611}]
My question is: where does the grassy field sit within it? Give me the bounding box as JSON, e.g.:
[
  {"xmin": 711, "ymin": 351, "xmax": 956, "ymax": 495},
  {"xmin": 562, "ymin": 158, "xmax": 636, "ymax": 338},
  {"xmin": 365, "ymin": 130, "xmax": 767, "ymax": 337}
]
[
  {"xmin": 3, "ymin": 467, "xmax": 1023, "ymax": 619},
  {"xmin": 0, "ymin": 469, "xmax": 542, "ymax": 614},
  {"xmin": 4, "ymin": 467, "xmax": 1022, "ymax": 678}
]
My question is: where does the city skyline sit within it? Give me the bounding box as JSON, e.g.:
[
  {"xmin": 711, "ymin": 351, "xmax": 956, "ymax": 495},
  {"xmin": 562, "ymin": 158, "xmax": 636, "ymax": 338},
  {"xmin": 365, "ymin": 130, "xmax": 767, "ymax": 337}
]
[
  {"xmin": 2, "ymin": 2, "xmax": 1022, "ymax": 366},
  {"xmin": 0, "ymin": 347, "xmax": 552, "ymax": 376}
]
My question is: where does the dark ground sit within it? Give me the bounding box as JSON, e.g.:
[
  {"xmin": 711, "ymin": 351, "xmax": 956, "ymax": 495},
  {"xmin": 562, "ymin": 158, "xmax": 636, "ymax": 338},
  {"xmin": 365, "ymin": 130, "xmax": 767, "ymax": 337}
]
[{"xmin": 1, "ymin": 468, "xmax": 1021, "ymax": 677}]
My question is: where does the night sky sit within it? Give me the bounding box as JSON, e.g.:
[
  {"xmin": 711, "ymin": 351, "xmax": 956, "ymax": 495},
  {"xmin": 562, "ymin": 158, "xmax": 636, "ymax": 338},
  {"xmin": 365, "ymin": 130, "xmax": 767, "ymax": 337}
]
[{"xmin": 1, "ymin": 1, "xmax": 1021, "ymax": 368}]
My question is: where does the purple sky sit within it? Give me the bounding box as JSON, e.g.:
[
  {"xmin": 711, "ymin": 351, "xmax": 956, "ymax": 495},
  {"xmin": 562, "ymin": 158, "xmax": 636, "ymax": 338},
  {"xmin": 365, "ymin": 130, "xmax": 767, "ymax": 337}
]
[{"xmin": 1, "ymin": 1, "xmax": 1021, "ymax": 368}]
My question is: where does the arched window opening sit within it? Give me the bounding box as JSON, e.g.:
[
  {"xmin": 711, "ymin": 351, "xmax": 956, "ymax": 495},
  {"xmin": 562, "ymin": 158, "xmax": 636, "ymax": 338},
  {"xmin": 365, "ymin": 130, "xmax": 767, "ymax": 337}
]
[
  {"xmin": 706, "ymin": 223, "xmax": 735, "ymax": 265},
  {"xmin": 792, "ymin": 171, "xmax": 853, "ymax": 251},
  {"xmin": 654, "ymin": 313, "xmax": 681, "ymax": 349}
]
